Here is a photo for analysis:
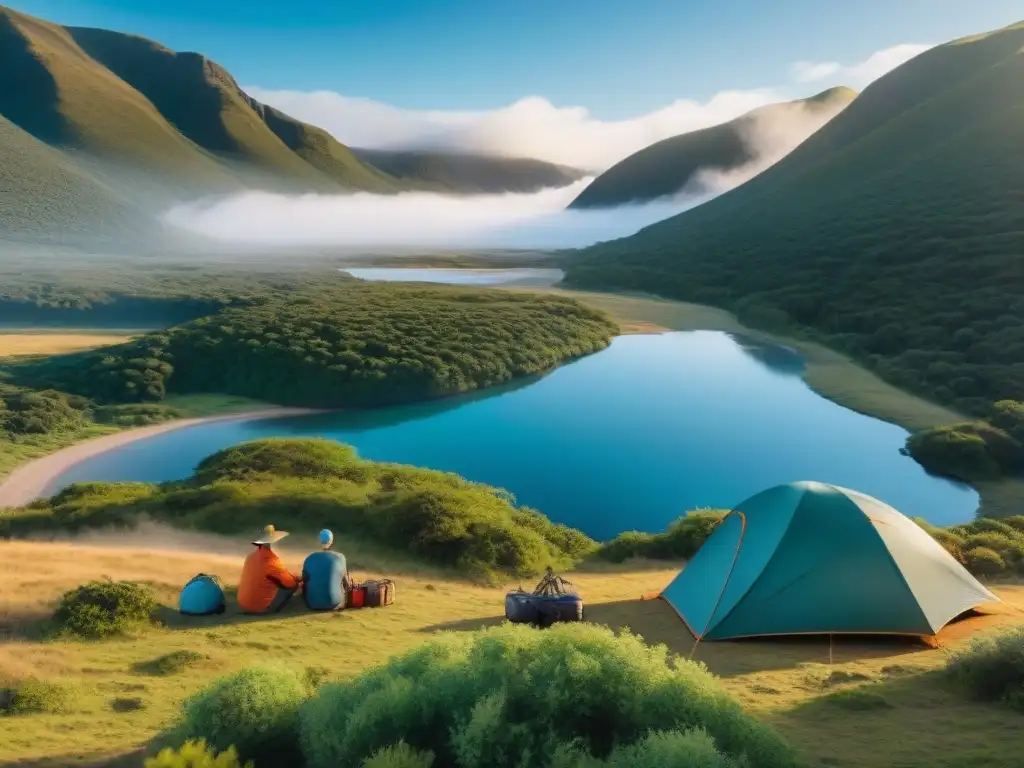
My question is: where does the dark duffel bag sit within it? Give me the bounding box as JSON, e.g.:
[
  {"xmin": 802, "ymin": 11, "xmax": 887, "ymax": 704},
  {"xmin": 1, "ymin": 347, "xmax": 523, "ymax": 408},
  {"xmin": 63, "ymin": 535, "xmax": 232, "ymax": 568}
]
[
  {"xmin": 535, "ymin": 594, "xmax": 584, "ymax": 627},
  {"xmin": 365, "ymin": 579, "xmax": 396, "ymax": 607},
  {"xmin": 505, "ymin": 590, "xmax": 539, "ymax": 624}
]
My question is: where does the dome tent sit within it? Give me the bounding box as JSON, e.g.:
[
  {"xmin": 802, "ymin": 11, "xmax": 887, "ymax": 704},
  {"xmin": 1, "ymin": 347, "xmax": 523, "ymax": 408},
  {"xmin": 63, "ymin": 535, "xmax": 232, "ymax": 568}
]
[{"xmin": 660, "ymin": 481, "xmax": 997, "ymax": 641}]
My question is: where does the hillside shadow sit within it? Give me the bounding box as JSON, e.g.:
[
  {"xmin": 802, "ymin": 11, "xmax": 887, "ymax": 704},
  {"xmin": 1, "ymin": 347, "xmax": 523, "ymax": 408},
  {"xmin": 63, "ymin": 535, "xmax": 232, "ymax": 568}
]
[
  {"xmin": 67, "ymin": 27, "xmax": 240, "ymax": 155},
  {"xmin": 154, "ymin": 584, "xmax": 323, "ymax": 630},
  {"xmin": 419, "ymin": 597, "xmax": 939, "ymax": 677},
  {"xmin": 0, "ymin": 13, "xmax": 73, "ymax": 144}
]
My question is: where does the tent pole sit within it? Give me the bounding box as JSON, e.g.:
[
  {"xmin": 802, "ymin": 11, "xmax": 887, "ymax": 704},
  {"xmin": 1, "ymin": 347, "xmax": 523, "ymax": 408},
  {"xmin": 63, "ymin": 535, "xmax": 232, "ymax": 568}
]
[{"xmin": 829, "ymin": 633, "xmax": 833, "ymax": 665}]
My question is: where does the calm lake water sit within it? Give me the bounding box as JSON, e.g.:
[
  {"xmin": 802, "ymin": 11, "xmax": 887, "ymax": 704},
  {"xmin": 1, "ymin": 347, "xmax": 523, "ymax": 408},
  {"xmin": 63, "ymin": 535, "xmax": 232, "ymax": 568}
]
[
  {"xmin": 341, "ymin": 267, "xmax": 565, "ymax": 286},
  {"xmin": 48, "ymin": 331, "xmax": 977, "ymax": 540}
]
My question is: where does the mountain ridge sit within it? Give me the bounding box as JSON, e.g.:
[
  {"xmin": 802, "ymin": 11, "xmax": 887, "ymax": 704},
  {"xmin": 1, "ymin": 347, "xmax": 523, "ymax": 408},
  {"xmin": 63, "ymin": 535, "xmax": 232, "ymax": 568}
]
[
  {"xmin": 568, "ymin": 86, "xmax": 857, "ymax": 209},
  {"xmin": 563, "ymin": 21, "xmax": 1024, "ymax": 418}
]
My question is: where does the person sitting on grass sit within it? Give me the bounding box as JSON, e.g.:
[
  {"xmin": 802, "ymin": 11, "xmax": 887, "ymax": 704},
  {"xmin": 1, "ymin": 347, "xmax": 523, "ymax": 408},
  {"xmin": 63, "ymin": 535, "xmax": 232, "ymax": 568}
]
[
  {"xmin": 238, "ymin": 524, "xmax": 302, "ymax": 614},
  {"xmin": 301, "ymin": 528, "xmax": 349, "ymax": 611}
]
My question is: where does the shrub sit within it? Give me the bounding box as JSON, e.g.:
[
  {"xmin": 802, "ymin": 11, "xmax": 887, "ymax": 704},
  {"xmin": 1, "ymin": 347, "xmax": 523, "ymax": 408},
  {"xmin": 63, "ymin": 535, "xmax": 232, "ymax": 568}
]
[
  {"xmin": 0, "ymin": 678, "xmax": 74, "ymax": 716},
  {"xmin": 363, "ymin": 742, "xmax": 436, "ymax": 768},
  {"xmin": 52, "ymin": 579, "xmax": 157, "ymax": 638},
  {"xmin": 820, "ymin": 689, "xmax": 893, "ymax": 711},
  {"xmin": 166, "ymin": 665, "xmax": 309, "ymax": 767},
  {"xmin": 550, "ymin": 728, "xmax": 746, "ymax": 768},
  {"xmin": 194, "ymin": 439, "xmax": 359, "ymax": 484},
  {"xmin": 964, "ymin": 547, "xmax": 1005, "ymax": 577},
  {"xmin": 145, "ymin": 740, "xmax": 253, "ymax": 768},
  {"xmin": 297, "ymin": 622, "xmax": 798, "ymax": 768},
  {"xmin": 947, "ymin": 628, "xmax": 1024, "ymax": 711},
  {"xmin": 597, "ymin": 510, "xmax": 728, "ymax": 562}
]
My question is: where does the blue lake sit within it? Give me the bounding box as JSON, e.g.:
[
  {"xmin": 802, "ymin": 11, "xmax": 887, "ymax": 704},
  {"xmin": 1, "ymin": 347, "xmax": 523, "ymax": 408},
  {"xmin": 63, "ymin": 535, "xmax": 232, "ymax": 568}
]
[{"xmin": 47, "ymin": 331, "xmax": 977, "ymax": 540}]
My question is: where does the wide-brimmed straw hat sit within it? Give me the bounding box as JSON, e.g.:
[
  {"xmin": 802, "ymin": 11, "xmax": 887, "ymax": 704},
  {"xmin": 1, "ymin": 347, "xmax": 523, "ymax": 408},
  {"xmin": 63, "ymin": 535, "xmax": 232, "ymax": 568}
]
[{"xmin": 252, "ymin": 524, "xmax": 289, "ymax": 545}]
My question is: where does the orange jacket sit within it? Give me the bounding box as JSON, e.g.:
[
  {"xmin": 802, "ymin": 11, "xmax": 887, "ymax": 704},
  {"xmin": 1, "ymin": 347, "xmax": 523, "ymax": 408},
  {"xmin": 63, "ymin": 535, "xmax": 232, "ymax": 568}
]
[{"xmin": 237, "ymin": 546, "xmax": 299, "ymax": 613}]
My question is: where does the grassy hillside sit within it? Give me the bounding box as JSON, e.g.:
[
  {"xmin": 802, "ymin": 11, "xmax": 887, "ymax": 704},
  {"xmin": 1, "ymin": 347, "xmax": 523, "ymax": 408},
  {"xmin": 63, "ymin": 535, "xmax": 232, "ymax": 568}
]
[
  {"xmin": 0, "ymin": 114, "xmax": 144, "ymax": 240},
  {"xmin": 568, "ymin": 87, "xmax": 856, "ymax": 209},
  {"xmin": 563, "ymin": 22, "xmax": 1024, "ymax": 419},
  {"xmin": 0, "ymin": 4, "xmax": 410, "ymax": 241},
  {"xmin": 354, "ymin": 148, "xmax": 588, "ymax": 194}
]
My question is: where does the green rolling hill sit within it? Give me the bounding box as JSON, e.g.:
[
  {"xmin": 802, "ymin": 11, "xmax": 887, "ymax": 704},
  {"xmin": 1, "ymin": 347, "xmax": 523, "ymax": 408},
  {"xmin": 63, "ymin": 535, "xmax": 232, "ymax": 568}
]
[
  {"xmin": 568, "ymin": 87, "xmax": 856, "ymax": 209},
  {"xmin": 353, "ymin": 148, "xmax": 587, "ymax": 194},
  {"xmin": 0, "ymin": 113, "xmax": 146, "ymax": 241},
  {"xmin": 563, "ymin": 21, "xmax": 1024, "ymax": 416}
]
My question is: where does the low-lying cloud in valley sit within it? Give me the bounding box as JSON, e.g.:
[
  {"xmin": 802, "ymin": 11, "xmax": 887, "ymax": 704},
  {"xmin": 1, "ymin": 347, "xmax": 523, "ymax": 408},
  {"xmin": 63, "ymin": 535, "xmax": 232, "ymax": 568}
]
[
  {"xmin": 164, "ymin": 178, "xmax": 713, "ymax": 250},
  {"xmin": 164, "ymin": 40, "xmax": 935, "ymax": 251}
]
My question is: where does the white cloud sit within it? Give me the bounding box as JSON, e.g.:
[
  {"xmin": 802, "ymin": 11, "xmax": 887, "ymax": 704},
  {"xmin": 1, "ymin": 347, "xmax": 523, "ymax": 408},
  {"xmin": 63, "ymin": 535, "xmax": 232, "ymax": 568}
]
[
  {"xmin": 246, "ymin": 41, "xmax": 930, "ymax": 172},
  {"xmin": 163, "ymin": 177, "xmax": 719, "ymax": 251},
  {"xmin": 248, "ymin": 88, "xmax": 783, "ymax": 171},
  {"xmin": 162, "ymin": 39, "xmax": 934, "ymax": 254},
  {"xmin": 790, "ymin": 43, "xmax": 935, "ymax": 89}
]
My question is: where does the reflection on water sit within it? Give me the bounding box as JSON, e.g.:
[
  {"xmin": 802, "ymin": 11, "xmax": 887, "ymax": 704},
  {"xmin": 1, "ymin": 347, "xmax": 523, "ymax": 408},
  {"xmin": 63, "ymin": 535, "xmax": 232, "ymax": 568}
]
[{"xmin": 48, "ymin": 331, "xmax": 977, "ymax": 540}]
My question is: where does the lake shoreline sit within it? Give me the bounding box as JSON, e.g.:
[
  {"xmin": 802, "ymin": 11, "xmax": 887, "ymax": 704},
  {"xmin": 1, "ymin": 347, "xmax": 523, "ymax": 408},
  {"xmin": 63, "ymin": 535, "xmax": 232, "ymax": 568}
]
[
  {"xmin": 0, "ymin": 407, "xmax": 323, "ymax": 508},
  {"xmin": 2, "ymin": 286, "xmax": 1015, "ymax": 519},
  {"xmin": 549, "ymin": 287, "xmax": 1023, "ymax": 519}
]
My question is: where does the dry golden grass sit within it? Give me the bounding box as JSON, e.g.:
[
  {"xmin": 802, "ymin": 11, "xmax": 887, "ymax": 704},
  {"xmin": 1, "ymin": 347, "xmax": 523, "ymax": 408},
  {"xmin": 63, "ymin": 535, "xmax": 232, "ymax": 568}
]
[
  {"xmin": 0, "ymin": 532, "xmax": 1022, "ymax": 768},
  {"xmin": 0, "ymin": 332, "xmax": 135, "ymax": 358}
]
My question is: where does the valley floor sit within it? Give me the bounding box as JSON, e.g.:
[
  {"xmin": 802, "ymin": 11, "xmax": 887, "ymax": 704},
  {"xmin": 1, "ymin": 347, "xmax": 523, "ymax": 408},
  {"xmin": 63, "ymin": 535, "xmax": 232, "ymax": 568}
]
[{"xmin": 0, "ymin": 533, "xmax": 1021, "ymax": 768}]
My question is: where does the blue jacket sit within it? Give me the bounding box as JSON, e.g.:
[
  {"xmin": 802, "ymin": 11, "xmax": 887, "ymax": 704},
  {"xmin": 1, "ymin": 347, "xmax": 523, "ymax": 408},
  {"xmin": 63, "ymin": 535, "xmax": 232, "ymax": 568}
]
[{"xmin": 301, "ymin": 551, "xmax": 347, "ymax": 610}]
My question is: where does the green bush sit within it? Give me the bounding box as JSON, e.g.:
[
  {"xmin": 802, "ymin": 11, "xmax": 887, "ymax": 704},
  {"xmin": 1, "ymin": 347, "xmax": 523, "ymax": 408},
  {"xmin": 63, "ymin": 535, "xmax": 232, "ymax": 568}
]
[
  {"xmin": 194, "ymin": 439, "xmax": 359, "ymax": 484},
  {"xmin": 964, "ymin": 547, "xmax": 1006, "ymax": 577},
  {"xmin": 363, "ymin": 742, "xmax": 436, "ymax": 768},
  {"xmin": 947, "ymin": 628, "xmax": 1024, "ymax": 711},
  {"xmin": 550, "ymin": 728, "xmax": 747, "ymax": 768},
  {"xmin": 0, "ymin": 678, "xmax": 74, "ymax": 716},
  {"xmin": 165, "ymin": 665, "xmax": 309, "ymax": 767},
  {"xmin": 51, "ymin": 579, "xmax": 157, "ymax": 638},
  {"xmin": 17, "ymin": 439, "xmax": 596, "ymax": 581},
  {"xmin": 145, "ymin": 740, "xmax": 253, "ymax": 768},
  {"xmin": 597, "ymin": 510, "xmax": 728, "ymax": 562},
  {"xmin": 904, "ymin": 410, "xmax": 1024, "ymax": 482},
  {"xmin": 297, "ymin": 623, "xmax": 798, "ymax": 768}
]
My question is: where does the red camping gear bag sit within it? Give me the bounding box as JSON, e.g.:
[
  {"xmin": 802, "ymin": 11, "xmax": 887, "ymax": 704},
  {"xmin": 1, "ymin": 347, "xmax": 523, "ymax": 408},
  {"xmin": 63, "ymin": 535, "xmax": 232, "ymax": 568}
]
[
  {"xmin": 365, "ymin": 579, "xmax": 395, "ymax": 607},
  {"xmin": 349, "ymin": 583, "xmax": 367, "ymax": 608}
]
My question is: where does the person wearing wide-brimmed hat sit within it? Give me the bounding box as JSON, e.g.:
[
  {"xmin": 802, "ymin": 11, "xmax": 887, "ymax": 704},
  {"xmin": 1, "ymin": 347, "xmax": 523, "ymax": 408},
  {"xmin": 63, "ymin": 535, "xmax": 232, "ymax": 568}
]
[{"xmin": 237, "ymin": 524, "xmax": 302, "ymax": 614}]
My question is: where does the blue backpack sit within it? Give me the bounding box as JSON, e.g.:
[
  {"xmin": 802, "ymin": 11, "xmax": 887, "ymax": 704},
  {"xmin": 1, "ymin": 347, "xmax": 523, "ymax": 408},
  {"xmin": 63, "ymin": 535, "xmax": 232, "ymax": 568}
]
[{"xmin": 179, "ymin": 573, "xmax": 226, "ymax": 616}]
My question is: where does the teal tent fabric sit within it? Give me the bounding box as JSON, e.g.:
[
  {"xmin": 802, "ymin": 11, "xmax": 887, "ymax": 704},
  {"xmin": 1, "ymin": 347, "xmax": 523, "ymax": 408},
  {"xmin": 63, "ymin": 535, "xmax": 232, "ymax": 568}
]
[
  {"xmin": 660, "ymin": 481, "xmax": 998, "ymax": 640},
  {"xmin": 179, "ymin": 573, "xmax": 226, "ymax": 616}
]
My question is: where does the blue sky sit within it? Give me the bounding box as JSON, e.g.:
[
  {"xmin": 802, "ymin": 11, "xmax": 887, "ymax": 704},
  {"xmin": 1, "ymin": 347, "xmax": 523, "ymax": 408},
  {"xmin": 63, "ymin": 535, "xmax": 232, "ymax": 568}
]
[{"xmin": 8, "ymin": 0, "xmax": 1022, "ymax": 118}]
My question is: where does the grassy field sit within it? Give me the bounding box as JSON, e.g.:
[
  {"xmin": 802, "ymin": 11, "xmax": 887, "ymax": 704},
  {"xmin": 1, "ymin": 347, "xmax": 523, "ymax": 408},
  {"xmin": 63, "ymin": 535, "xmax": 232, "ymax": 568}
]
[
  {"xmin": 0, "ymin": 533, "xmax": 1021, "ymax": 768},
  {"xmin": 0, "ymin": 331, "xmax": 138, "ymax": 359}
]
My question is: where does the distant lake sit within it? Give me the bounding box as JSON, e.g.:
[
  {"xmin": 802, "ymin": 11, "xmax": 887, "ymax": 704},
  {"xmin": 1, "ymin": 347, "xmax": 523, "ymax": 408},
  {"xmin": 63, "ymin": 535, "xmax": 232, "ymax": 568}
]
[
  {"xmin": 341, "ymin": 267, "xmax": 565, "ymax": 286},
  {"xmin": 47, "ymin": 331, "xmax": 977, "ymax": 540}
]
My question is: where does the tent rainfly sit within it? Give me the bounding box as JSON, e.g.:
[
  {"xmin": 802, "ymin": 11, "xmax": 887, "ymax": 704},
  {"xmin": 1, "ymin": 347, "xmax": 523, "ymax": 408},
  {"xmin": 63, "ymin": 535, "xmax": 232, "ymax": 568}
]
[{"xmin": 660, "ymin": 481, "xmax": 998, "ymax": 641}]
